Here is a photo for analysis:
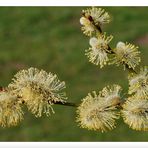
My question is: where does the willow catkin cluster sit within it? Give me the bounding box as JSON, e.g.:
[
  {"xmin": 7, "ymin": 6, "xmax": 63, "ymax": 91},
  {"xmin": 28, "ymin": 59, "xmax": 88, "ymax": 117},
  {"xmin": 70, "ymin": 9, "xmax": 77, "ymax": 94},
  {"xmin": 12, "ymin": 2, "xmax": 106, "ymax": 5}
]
[
  {"xmin": 78, "ymin": 7, "xmax": 148, "ymax": 132},
  {"xmin": 80, "ymin": 7, "xmax": 141, "ymax": 70},
  {"xmin": 0, "ymin": 7, "xmax": 147, "ymax": 133},
  {"xmin": 0, "ymin": 67, "xmax": 66, "ymax": 127}
]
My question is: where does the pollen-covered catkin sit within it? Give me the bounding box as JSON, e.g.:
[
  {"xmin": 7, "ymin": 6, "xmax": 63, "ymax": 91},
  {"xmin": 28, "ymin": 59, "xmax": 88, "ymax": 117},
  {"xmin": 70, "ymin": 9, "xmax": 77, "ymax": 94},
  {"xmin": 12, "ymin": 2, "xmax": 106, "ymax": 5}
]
[
  {"xmin": 85, "ymin": 33, "xmax": 113, "ymax": 68},
  {"xmin": 80, "ymin": 7, "xmax": 110, "ymax": 36},
  {"xmin": 76, "ymin": 85, "xmax": 122, "ymax": 132},
  {"xmin": 112, "ymin": 42, "xmax": 141, "ymax": 69},
  {"xmin": 121, "ymin": 96, "xmax": 148, "ymax": 131},
  {"xmin": 8, "ymin": 67, "xmax": 67, "ymax": 117}
]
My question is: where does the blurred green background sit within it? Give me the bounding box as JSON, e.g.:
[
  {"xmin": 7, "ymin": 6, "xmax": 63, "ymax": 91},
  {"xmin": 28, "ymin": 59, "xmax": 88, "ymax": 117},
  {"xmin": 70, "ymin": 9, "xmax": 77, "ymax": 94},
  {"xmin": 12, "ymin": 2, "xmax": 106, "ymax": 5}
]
[{"xmin": 0, "ymin": 7, "xmax": 147, "ymax": 141}]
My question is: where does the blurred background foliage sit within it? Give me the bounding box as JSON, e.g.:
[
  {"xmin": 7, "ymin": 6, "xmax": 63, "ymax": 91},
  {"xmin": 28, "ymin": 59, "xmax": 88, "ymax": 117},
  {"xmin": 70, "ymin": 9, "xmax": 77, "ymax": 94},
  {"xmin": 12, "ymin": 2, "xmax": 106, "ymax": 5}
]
[{"xmin": 0, "ymin": 7, "xmax": 147, "ymax": 141}]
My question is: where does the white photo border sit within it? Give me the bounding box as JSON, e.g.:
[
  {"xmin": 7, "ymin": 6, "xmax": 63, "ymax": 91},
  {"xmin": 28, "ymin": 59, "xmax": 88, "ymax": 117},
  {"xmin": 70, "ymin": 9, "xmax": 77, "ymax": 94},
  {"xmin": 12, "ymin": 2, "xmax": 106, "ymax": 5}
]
[{"xmin": 0, "ymin": 0, "xmax": 147, "ymax": 6}]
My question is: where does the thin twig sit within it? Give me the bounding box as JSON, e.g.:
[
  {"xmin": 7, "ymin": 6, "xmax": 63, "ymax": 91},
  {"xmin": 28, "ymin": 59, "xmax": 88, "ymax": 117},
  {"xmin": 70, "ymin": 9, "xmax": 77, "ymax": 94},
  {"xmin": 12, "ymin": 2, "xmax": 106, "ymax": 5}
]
[
  {"xmin": 20, "ymin": 96, "xmax": 78, "ymax": 107},
  {"xmin": 54, "ymin": 101, "xmax": 78, "ymax": 107}
]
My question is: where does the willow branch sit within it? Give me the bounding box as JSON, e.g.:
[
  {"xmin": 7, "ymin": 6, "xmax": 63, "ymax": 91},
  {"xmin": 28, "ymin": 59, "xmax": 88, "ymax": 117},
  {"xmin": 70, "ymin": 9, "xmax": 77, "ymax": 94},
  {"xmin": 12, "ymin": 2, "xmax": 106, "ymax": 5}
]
[{"xmin": 87, "ymin": 15, "xmax": 137, "ymax": 74}]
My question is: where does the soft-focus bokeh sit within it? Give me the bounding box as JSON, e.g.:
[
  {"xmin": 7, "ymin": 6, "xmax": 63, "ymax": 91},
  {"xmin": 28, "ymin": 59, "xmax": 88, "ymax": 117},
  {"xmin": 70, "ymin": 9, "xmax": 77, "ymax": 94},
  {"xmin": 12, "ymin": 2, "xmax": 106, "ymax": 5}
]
[{"xmin": 0, "ymin": 7, "xmax": 147, "ymax": 141}]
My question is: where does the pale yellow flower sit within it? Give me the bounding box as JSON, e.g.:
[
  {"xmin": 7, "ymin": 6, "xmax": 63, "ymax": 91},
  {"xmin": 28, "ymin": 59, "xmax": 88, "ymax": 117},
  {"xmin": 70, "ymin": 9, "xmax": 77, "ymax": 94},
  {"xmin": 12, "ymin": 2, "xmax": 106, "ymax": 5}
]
[
  {"xmin": 8, "ymin": 67, "xmax": 66, "ymax": 117},
  {"xmin": 80, "ymin": 7, "xmax": 110, "ymax": 36},
  {"xmin": 76, "ymin": 84, "xmax": 121, "ymax": 132},
  {"xmin": 121, "ymin": 96, "xmax": 148, "ymax": 131},
  {"xmin": 85, "ymin": 34, "xmax": 113, "ymax": 68},
  {"xmin": 128, "ymin": 67, "xmax": 148, "ymax": 99},
  {"xmin": 0, "ymin": 90, "xmax": 23, "ymax": 127},
  {"xmin": 112, "ymin": 42, "xmax": 141, "ymax": 69},
  {"xmin": 82, "ymin": 7, "xmax": 110, "ymax": 25}
]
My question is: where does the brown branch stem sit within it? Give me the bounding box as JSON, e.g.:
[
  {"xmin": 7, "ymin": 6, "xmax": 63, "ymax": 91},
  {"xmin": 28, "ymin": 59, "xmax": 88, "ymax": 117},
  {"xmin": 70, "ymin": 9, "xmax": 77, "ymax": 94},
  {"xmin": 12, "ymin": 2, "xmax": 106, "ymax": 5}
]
[{"xmin": 53, "ymin": 101, "xmax": 78, "ymax": 107}]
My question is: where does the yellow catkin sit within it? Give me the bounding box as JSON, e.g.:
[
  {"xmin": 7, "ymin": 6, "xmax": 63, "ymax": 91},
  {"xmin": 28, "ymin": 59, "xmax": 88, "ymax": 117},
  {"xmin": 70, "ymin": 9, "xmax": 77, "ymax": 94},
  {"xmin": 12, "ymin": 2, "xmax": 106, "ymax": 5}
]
[
  {"xmin": 112, "ymin": 41, "xmax": 141, "ymax": 69},
  {"xmin": 121, "ymin": 96, "xmax": 148, "ymax": 131},
  {"xmin": 85, "ymin": 33, "xmax": 113, "ymax": 68},
  {"xmin": 8, "ymin": 67, "xmax": 67, "ymax": 117},
  {"xmin": 76, "ymin": 84, "xmax": 122, "ymax": 132},
  {"xmin": 80, "ymin": 7, "xmax": 110, "ymax": 36}
]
